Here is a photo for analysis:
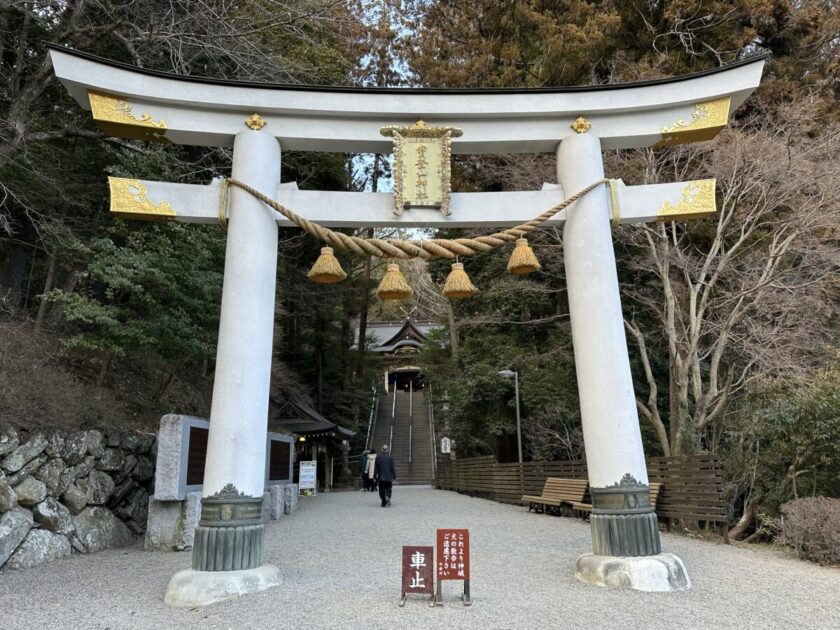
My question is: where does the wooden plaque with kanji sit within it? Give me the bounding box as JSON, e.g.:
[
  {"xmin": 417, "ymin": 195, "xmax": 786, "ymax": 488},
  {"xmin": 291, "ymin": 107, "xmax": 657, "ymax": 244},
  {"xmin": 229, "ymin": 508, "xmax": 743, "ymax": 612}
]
[
  {"xmin": 401, "ymin": 545, "xmax": 434, "ymax": 599},
  {"xmin": 436, "ymin": 529, "xmax": 470, "ymax": 581}
]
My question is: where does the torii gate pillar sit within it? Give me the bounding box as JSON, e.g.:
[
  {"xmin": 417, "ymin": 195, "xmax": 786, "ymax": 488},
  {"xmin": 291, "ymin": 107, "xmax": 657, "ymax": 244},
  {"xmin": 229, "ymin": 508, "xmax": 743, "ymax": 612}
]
[
  {"xmin": 165, "ymin": 129, "xmax": 283, "ymax": 606},
  {"xmin": 558, "ymin": 132, "xmax": 689, "ymax": 591}
]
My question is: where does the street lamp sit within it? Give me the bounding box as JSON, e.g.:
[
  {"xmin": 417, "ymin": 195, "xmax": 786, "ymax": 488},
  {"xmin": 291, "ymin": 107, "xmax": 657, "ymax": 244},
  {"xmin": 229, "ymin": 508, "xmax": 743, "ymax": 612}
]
[{"xmin": 498, "ymin": 369, "xmax": 522, "ymax": 464}]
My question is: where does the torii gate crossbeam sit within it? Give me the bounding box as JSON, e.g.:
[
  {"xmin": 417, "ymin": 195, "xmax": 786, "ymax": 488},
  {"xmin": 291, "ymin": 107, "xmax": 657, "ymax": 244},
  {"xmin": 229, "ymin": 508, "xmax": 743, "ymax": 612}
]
[{"xmin": 48, "ymin": 46, "xmax": 766, "ymax": 606}]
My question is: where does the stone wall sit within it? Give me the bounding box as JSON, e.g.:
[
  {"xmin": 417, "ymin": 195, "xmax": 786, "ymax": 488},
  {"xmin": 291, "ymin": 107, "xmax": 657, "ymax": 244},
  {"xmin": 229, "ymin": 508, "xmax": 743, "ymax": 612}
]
[{"xmin": 0, "ymin": 425, "xmax": 156, "ymax": 570}]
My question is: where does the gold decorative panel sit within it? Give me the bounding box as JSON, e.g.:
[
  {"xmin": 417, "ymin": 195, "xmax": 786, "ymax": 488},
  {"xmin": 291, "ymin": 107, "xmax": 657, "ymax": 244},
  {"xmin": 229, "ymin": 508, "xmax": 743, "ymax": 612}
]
[
  {"xmin": 88, "ymin": 91, "xmax": 169, "ymax": 142},
  {"xmin": 108, "ymin": 178, "xmax": 176, "ymax": 221},
  {"xmin": 656, "ymin": 97, "xmax": 731, "ymax": 147},
  {"xmin": 657, "ymin": 179, "xmax": 717, "ymax": 221},
  {"xmin": 381, "ymin": 120, "xmax": 462, "ymax": 216}
]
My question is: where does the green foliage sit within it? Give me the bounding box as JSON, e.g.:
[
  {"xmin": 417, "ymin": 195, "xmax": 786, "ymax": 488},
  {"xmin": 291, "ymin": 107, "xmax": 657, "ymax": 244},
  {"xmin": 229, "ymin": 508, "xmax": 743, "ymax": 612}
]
[
  {"xmin": 724, "ymin": 364, "xmax": 840, "ymax": 514},
  {"xmin": 47, "ymin": 223, "xmax": 224, "ymax": 362}
]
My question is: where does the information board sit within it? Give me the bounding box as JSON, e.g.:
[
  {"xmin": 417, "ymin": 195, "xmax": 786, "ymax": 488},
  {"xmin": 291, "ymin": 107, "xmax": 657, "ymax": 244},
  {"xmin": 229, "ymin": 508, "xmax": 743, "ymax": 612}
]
[{"xmin": 299, "ymin": 460, "xmax": 317, "ymax": 492}]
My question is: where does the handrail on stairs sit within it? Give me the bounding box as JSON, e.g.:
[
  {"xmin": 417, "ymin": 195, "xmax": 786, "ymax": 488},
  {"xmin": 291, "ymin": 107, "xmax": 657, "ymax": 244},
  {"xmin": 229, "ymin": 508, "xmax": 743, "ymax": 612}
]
[
  {"xmin": 428, "ymin": 383, "xmax": 437, "ymax": 475},
  {"xmin": 408, "ymin": 380, "xmax": 413, "ymax": 482},
  {"xmin": 364, "ymin": 385, "xmax": 377, "ymax": 451},
  {"xmin": 388, "ymin": 385, "xmax": 396, "ymax": 451}
]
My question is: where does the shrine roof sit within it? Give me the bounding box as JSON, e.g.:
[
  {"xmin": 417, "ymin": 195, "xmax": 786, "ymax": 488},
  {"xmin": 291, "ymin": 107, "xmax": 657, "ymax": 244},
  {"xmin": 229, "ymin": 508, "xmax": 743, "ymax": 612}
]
[
  {"xmin": 48, "ymin": 45, "xmax": 768, "ymax": 153},
  {"xmin": 354, "ymin": 319, "xmax": 443, "ymax": 353},
  {"xmin": 274, "ymin": 398, "xmax": 355, "ymax": 439}
]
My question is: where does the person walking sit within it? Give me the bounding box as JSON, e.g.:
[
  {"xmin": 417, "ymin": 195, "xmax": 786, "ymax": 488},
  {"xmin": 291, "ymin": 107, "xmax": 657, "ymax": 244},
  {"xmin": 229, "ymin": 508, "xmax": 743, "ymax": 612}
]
[
  {"xmin": 374, "ymin": 444, "xmax": 396, "ymax": 507},
  {"xmin": 365, "ymin": 448, "xmax": 377, "ymax": 493},
  {"xmin": 358, "ymin": 449, "xmax": 370, "ymax": 491}
]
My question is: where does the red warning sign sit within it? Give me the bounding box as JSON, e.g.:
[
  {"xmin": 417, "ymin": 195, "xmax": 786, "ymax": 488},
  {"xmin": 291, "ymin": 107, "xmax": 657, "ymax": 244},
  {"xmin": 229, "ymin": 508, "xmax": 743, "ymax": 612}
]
[{"xmin": 436, "ymin": 529, "xmax": 469, "ymax": 581}]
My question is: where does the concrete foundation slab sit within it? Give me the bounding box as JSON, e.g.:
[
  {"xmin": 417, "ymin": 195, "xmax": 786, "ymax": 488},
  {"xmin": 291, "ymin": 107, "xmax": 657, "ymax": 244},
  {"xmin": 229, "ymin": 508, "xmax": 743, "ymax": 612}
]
[
  {"xmin": 164, "ymin": 564, "xmax": 283, "ymax": 607},
  {"xmin": 575, "ymin": 553, "xmax": 691, "ymax": 592}
]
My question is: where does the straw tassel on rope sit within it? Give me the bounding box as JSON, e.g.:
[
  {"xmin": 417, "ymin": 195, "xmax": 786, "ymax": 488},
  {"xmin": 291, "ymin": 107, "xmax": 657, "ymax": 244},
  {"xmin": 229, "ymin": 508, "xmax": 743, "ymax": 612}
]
[
  {"xmin": 377, "ymin": 263, "xmax": 413, "ymax": 300},
  {"xmin": 507, "ymin": 238, "xmax": 541, "ymax": 275},
  {"xmin": 443, "ymin": 262, "xmax": 478, "ymax": 299},
  {"xmin": 307, "ymin": 247, "xmax": 347, "ymax": 284}
]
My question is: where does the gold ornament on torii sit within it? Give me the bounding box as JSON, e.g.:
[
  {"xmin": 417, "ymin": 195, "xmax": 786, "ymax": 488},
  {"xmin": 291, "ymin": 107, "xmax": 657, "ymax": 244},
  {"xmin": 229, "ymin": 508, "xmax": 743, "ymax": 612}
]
[{"xmin": 380, "ymin": 120, "xmax": 462, "ymax": 217}]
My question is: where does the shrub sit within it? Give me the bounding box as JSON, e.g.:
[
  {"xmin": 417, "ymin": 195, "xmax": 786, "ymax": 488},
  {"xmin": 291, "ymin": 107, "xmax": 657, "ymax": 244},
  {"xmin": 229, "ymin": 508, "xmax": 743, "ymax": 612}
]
[{"xmin": 779, "ymin": 497, "xmax": 840, "ymax": 565}]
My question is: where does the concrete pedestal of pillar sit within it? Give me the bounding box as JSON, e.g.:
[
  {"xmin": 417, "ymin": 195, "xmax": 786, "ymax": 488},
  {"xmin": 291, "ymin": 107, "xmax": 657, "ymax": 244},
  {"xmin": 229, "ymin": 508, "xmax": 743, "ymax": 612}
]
[
  {"xmin": 575, "ymin": 553, "xmax": 691, "ymax": 592},
  {"xmin": 164, "ymin": 565, "xmax": 283, "ymax": 608}
]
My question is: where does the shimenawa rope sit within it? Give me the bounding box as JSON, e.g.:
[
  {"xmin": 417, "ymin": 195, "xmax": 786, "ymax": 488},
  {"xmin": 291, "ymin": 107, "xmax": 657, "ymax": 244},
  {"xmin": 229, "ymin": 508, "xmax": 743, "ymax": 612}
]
[{"xmin": 224, "ymin": 177, "xmax": 615, "ymax": 260}]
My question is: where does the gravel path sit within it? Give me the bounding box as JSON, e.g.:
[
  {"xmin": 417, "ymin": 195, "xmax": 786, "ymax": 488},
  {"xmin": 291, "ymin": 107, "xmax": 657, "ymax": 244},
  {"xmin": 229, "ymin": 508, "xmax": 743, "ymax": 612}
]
[{"xmin": 1, "ymin": 486, "xmax": 838, "ymax": 629}]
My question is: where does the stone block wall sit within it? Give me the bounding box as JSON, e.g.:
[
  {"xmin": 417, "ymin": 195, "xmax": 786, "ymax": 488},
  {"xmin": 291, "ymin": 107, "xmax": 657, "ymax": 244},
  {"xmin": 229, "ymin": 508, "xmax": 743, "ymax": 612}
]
[{"xmin": 0, "ymin": 425, "xmax": 156, "ymax": 570}]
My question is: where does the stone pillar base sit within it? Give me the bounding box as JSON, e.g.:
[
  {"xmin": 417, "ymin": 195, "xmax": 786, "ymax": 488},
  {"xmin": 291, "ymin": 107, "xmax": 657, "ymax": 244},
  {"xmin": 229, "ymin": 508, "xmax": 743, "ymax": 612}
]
[
  {"xmin": 575, "ymin": 553, "xmax": 691, "ymax": 592},
  {"xmin": 164, "ymin": 564, "xmax": 283, "ymax": 607},
  {"xmin": 191, "ymin": 484, "xmax": 264, "ymax": 571}
]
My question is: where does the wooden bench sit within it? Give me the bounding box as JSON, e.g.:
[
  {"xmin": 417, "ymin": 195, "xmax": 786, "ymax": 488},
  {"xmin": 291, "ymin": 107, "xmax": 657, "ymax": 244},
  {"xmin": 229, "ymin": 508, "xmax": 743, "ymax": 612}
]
[
  {"xmin": 522, "ymin": 477, "xmax": 588, "ymax": 514},
  {"xmin": 568, "ymin": 482, "xmax": 662, "ymax": 517}
]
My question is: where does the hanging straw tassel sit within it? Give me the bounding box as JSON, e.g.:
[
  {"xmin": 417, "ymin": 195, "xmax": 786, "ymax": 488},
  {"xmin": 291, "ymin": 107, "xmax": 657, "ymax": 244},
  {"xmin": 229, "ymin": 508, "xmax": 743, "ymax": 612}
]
[
  {"xmin": 507, "ymin": 238, "xmax": 541, "ymax": 275},
  {"xmin": 307, "ymin": 247, "xmax": 347, "ymax": 284},
  {"xmin": 442, "ymin": 262, "xmax": 478, "ymax": 299},
  {"xmin": 377, "ymin": 263, "xmax": 413, "ymax": 300}
]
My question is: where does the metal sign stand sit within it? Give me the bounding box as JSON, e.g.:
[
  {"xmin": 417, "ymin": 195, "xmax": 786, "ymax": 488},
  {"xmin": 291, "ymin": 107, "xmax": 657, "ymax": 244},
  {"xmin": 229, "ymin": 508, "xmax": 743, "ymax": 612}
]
[
  {"xmin": 434, "ymin": 579, "xmax": 471, "ymax": 607},
  {"xmin": 400, "ymin": 596, "xmax": 443, "ymax": 608},
  {"xmin": 399, "ymin": 593, "xmax": 436, "ymax": 608}
]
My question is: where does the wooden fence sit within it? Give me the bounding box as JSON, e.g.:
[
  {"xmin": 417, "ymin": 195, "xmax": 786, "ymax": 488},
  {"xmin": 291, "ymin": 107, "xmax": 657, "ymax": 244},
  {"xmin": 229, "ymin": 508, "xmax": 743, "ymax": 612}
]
[{"xmin": 435, "ymin": 454, "xmax": 728, "ymax": 537}]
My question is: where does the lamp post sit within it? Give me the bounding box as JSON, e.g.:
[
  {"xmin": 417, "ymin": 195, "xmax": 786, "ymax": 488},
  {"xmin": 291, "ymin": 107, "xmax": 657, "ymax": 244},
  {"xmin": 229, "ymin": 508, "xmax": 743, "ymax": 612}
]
[{"xmin": 498, "ymin": 369, "xmax": 522, "ymax": 464}]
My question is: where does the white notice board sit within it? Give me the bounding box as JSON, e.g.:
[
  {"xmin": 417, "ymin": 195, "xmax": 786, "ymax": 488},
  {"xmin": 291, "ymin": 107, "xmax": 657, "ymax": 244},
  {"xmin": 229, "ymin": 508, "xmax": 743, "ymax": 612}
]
[{"xmin": 299, "ymin": 461, "xmax": 317, "ymax": 493}]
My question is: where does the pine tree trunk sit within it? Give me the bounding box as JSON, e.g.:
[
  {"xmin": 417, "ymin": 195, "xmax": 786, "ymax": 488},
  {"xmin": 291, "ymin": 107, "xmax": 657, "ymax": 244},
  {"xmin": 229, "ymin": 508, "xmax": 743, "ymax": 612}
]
[
  {"xmin": 48, "ymin": 269, "xmax": 80, "ymax": 326},
  {"xmin": 355, "ymin": 250, "xmax": 372, "ymax": 378},
  {"xmin": 34, "ymin": 254, "xmax": 56, "ymax": 333},
  {"xmin": 354, "ymin": 158, "xmax": 381, "ymax": 379},
  {"xmin": 96, "ymin": 350, "xmax": 113, "ymax": 391},
  {"xmin": 446, "ymin": 299, "xmax": 459, "ymax": 357},
  {"xmin": 153, "ymin": 370, "xmax": 176, "ymax": 401},
  {"xmin": 0, "ymin": 245, "xmax": 29, "ymax": 313}
]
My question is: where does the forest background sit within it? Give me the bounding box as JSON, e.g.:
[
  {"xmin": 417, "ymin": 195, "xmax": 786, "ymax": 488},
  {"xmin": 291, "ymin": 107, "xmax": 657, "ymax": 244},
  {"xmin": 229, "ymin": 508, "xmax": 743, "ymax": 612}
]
[{"xmin": 1, "ymin": 0, "xmax": 837, "ymax": 542}]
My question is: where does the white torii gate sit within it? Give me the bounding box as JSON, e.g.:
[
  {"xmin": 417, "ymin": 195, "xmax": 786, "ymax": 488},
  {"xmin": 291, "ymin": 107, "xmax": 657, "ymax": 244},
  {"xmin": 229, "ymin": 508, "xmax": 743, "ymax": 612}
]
[{"xmin": 49, "ymin": 45, "xmax": 765, "ymax": 605}]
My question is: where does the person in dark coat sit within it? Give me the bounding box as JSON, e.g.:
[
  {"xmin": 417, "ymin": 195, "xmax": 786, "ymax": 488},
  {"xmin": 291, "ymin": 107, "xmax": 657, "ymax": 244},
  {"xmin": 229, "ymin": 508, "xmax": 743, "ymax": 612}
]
[
  {"xmin": 374, "ymin": 444, "xmax": 397, "ymax": 507},
  {"xmin": 358, "ymin": 449, "xmax": 370, "ymax": 491}
]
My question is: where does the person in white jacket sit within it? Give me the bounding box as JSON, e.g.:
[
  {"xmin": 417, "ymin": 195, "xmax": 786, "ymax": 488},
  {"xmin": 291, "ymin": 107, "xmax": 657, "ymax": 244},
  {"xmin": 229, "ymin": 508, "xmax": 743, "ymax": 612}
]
[{"xmin": 365, "ymin": 449, "xmax": 378, "ymax": 492}]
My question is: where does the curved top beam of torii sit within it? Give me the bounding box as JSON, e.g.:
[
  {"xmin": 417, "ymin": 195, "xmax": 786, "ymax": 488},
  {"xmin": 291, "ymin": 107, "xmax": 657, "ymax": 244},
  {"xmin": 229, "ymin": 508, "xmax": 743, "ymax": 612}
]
[{"xmin": 49, "ymin": 45, "xmax": 767, "ymax": 154}]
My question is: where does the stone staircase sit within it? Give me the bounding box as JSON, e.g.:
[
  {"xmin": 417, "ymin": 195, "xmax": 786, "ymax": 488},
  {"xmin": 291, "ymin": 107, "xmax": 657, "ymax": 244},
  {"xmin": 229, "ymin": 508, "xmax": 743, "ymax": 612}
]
[{"xmin": 369, "ymin": 390, "xmax": 434, "ymax": 485}]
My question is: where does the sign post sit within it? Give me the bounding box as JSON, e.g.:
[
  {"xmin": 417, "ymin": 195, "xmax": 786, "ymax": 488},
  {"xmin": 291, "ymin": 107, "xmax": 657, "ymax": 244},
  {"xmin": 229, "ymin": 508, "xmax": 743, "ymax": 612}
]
[
  {"xmin": 436, "ymin": 529, "xmax": 471, "ymax": 606},
  {"xmin": 400, "ymin": 546, "xmax": 435, "ymax": 607},
  {"xmin": 299, "ymin": 460, "xmax": 317, "ymax": 496}
]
